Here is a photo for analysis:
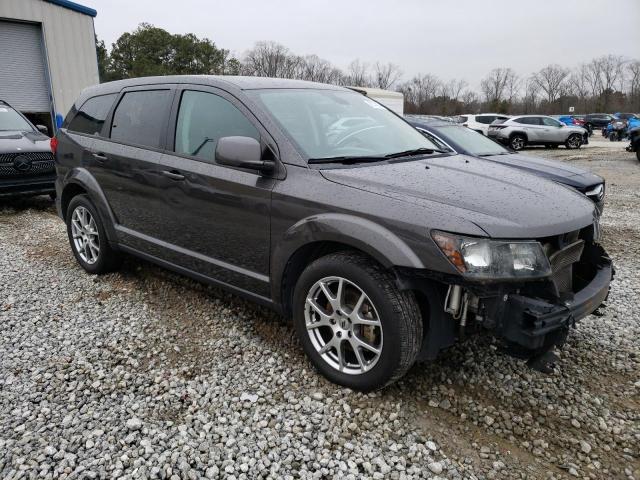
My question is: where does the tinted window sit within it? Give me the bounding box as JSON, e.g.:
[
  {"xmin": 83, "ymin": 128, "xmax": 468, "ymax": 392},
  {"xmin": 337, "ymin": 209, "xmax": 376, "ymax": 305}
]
[
  {"xmin": 513, "ymin": 117, "xmax": 539, "ymax": 125},
  {"xmin": 110, "ymin": 90, "xmax": 172, "ymax": 148},
  {"xmin": 67, "ymin": 94, "xmax": 117, "ymax": 135},
  {"xmin": 476, "ymin": 115, "xmax": 495, "ymax": 124},
  {"xmin": 541, "ymin": 117, "xmax": 562, "ymax": 127},
  {"xmin": 437, "ymin": 125, "xmax": 509, "ymax": 156},
  {"xmin": 175, "ymin": 90, "xmax": 259, "ymax": 161}
]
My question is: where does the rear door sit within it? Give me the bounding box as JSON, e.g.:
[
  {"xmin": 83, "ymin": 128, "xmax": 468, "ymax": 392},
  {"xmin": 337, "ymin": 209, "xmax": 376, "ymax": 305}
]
[
  {"xmin": 148, "ymin": 86, "xmax": 277, "ymax": 296},
  {"xmin": 90, "ymin": 86, "xmax": 175, "ymax": 243}
]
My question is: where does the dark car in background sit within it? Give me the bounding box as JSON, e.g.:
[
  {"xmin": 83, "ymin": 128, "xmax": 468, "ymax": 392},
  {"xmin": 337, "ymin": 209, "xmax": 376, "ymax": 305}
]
[
  {"xmin": 407, "ymin": 117, "xmax": 605, "ymax": 213},
  {"xmin": 54, "ymin": 76, "xmax": 612, "ymax": 390},
  {"xmin": 0, "ymin": 100, "xmax": 55, "ymax": 198},
  {"xmin": 584, "ymin": 114, "xmax": 614, "ymax": 133}
]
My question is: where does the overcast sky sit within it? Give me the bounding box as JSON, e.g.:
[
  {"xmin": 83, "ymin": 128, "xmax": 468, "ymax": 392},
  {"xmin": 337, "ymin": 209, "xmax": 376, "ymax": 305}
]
[{"xmin": 83, "ymin": 0, "xmax": 640, "ymax": 89}]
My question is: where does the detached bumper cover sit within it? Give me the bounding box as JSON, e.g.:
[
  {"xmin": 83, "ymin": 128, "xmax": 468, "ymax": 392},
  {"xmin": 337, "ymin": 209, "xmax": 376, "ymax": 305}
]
[{"xmin": 496, "ymin": 256, "xmax": 613, "ymax": 351}]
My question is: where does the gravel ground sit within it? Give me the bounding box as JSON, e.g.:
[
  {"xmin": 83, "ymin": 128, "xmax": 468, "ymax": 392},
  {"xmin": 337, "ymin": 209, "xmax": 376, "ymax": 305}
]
[{"xmin": 1, "ymin": 141, "xmax": 639, "ymax": 480}]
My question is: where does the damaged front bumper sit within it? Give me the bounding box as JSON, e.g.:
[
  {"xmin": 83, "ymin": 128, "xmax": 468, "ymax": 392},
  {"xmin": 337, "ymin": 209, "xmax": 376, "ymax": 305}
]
[
  {"xmin": 486, "ymin": 253, "xmax": 613, "ymax": 352},
  {"xmin": 398, "ymin": 242, "xmax": 614, "ymax": 361}
]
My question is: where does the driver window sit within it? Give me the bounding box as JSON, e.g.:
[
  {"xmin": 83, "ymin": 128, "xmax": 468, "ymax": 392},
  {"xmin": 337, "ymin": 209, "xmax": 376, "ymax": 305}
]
[
  {"xmin": 541, "ymin": 117, "xmax": 561, "ymax": 127},
  {"xmin": 175, "ymin": 90, "xmax": 259, "ymax": 161}
]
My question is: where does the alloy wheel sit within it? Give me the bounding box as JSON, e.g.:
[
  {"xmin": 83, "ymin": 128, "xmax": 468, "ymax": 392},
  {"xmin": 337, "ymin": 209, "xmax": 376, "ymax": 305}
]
[
  {"xmin": 511, "ymin": 136, "xmax": 525, "ymax": 150},
  {"xmin": 71, "ymin": 206, "xmax": 100, "ymax": 264},
  {"xmin": 304, "ymin": 276, "xmax": 383, "ymax": 375},
  {"xmin": 567, "ymin": 134, "xmax": 582, "ymax": 148}
]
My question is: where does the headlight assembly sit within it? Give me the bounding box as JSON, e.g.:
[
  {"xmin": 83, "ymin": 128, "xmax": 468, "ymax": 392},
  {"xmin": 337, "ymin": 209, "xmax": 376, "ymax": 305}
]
[{"xmin": 432, "ymin": 231, "xmax": 552, "ymax": 280}]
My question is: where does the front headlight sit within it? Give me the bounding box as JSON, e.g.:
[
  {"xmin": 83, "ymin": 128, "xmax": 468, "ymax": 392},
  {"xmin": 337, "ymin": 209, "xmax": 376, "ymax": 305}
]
[{"xmin": 432, "ymin": 231, "xmax": 551, "ymax": 280}]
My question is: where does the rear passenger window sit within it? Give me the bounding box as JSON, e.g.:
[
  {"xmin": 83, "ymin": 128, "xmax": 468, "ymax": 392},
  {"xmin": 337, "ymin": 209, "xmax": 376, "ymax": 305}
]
[
  {"xmin": 67, "ymin": 94, "xmax": 117, "ymax": 135},
  {"xmin": 174, "ymin": 90, "xmax": 259, "ymax": 161},
  {"xmin": 110, "ymin": 90, "xmax": 172, "ymax": 149},
  {"xmin": 476, "ymin": 116, "xmax": 495, "ymax": 124}
]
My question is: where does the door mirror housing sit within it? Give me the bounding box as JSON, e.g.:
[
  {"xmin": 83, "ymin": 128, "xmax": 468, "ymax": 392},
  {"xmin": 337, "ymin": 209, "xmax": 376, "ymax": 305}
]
[
  {"xmin": 215, "ymin": 136, "xmax": 274, "ymax": 174},
  {"xmin": 36, "ymin": 124, "xmax": 49, "ymax": 135}
]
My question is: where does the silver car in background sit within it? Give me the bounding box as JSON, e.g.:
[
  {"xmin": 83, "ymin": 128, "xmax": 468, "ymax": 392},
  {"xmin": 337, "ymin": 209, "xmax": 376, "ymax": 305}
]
[{"xmin": 488, "ymin": 115, "xmax": 587, "ymax": 151}]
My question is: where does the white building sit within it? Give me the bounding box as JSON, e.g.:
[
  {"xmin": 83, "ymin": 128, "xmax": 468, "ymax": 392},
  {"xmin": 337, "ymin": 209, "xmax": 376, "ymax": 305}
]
[{"xmin": 0, "ymin": 0, "xmax": 99, "ymax": 133}]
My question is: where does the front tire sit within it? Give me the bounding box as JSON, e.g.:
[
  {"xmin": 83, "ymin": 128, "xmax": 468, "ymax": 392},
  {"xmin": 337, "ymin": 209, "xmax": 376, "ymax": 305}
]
[
  {"xmin": 509, "ymin": 134, "xmax": 526, "ymax": 151},
  {"xmin": 293, "ymin": 252, "xmax": 422, "ymax": 391},
  {"xmin": 66, "ymin": 194, "xmax": 121, "ymax": 274},
  {"xmin": 565, "ymin": 133, "xmax": 582, "ymax": 149}
]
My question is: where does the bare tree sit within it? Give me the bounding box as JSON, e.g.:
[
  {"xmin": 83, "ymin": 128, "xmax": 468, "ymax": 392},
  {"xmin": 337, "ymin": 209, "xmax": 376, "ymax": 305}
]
[
  {"xmin": 531, "ymin": 64, "xmax": 570, "ymax": 104},
  {"xmin": 346, "ymin": 59, "xmax": 370, "ymax": 87},
  {"xmin": 626, "ymin": 60, "xmax": 640, "ymax": 110},
  {"xmin": 398, "ymin": 74, "xmax": 442, "ymax": 113},
  {"xmin": 372, "ymin": 62, "xmax": 402, "ymax": 89},
  {"xmin": 522, "ymin": 78, "xmax": 540, "ymax": 113},
  {"xmin": 480, "ymin": 68, "xmax": 519, "ymax": 105},
  {"xmin": 242, "ymin": 41, "xmax": 300, "ymax": 78}
]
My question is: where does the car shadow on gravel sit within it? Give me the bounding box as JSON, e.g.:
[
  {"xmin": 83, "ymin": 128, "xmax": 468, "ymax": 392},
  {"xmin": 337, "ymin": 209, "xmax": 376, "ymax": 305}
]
[{"xmin": 0, "ymin": 195, "xmax": 56, "ymax": 218}]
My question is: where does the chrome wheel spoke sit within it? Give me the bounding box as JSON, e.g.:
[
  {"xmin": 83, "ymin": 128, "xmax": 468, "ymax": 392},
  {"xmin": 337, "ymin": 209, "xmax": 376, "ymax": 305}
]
[
  {"xmin": 306, "ymin": 298, "xmax": 333, "ymax": 329},
  {"xmin": 305, "ymin": 276, "xmax": 383, "ymax": 375},
  {"xmin": 71, "ymin": 206, "xmax": 100, "ymax": 265},
  {"xmin": 352, "ymin": 335, "xmax": 381, "ymax": 355}
]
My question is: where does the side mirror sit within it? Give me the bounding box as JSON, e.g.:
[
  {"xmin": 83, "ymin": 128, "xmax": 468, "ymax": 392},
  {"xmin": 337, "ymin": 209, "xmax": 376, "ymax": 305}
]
[
  {"xmin": 36, "ymin": 124, "xmax": 49, "ymax": 135},
  {"xmin": 215, "ymin": 136, "xmax": 274, "ymax": 174}
]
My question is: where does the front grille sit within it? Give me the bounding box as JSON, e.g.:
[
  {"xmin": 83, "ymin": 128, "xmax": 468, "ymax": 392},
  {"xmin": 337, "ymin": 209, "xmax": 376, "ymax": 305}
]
[
  {"xmin": 0, "ymin": 152, "xmax": 55, "ymax": 178},
  {"xmin": 548, "ymin": 240, "xmax": 584, "ymax": 294}
]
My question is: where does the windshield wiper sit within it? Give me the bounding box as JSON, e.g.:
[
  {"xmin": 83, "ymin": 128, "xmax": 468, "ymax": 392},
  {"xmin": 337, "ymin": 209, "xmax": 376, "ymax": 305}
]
[
  {"xmin": 308, "ymin": 155, "xmax": 385, "ymax": 165},
  {"xmin": 384, "ymin": 147, "xmax": 446, "ymax": 159}
]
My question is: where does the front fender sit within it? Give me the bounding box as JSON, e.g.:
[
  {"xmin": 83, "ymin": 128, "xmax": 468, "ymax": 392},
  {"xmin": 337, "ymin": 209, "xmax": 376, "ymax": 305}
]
[
  {"xmin": 271, "ymin": 213, "xmax": 425, "ymax": 305},
  {"xmin": 62, "ymin": 168, "xmax": 118, "ymax": 245}
]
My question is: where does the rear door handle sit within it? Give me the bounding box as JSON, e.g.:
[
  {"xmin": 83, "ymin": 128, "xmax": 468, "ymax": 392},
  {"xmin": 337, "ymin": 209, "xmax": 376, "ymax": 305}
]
[
  {"xmin": 161, "ymin": 170, "xmax": 185, "ymax": 181},
  {"xmin": 92, "ymin": 152, "xmax": 108, "ymax": 162}
]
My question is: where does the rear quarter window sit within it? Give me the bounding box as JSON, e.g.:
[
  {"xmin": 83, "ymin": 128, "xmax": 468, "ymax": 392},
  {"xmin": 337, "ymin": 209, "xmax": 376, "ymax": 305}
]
[
  {"xmin": 476, "ymin": 115, "xmax": 495, "ymax": 124},
  {"xmin": 110, "ymin": 90, "xmax": 173, "ymax": 149},
  {"xmin": 66, "ymin": 94, "xmax": 117, "ymax": 135}
]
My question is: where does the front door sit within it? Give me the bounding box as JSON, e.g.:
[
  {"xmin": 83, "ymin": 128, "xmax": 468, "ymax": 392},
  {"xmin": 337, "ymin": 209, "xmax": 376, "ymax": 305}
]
[{"xmin": 149, "ymin": 87, "xmax": 276, "ymax": 297}]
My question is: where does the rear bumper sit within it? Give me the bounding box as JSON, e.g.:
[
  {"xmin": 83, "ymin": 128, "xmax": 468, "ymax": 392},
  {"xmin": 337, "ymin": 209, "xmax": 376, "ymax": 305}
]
[{"xmin": 0, "ymin": 175, "xmax": 56, "ymax": 197}]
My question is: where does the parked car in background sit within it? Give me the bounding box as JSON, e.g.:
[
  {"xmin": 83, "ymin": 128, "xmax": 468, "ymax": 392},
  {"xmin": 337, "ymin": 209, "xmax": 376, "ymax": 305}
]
[
  {"xmin": 613, "ymin": 112, "xmax": 640, "ymax": 121},
  {"xmin": 54, "ymin": 76, "xmax": 612, "ymax": 390},
  {"xmin": 0, "ymin": 100, "xmax": 55, "ymax": 198},
  {"xmin": 407, "ymin": 117, "xmax": 605, "ymax": 213},
  {"xmin": 456, "ymin": 113, "xmax": 510, "ymax": 135},
  {"xmin": 556, "ymin": 115, "xmax": 588, "ymax": 133},
  {"xmin": 584, "ymin": 113, "xmax": 615, "ymax": 134},
  {"xmin": 488, "ymin": 115, "xmax": 586, "ymax": 151},
  {"xmin": 626, "ymin": 124, "xmax": 640, "ymax": 162}
]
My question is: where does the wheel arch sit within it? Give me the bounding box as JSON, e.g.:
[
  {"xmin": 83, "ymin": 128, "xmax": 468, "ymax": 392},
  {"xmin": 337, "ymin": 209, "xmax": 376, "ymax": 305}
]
[
  {"xmin": 509, "ymin": 130, "xmax": 528, "ymax": 142},
  {"xmin": 272, "ymin": 213, "xmax": 426, "ymax": 318},
  {"xmin": 60, "ymin": 168, "xmax": 118, "ymax": 244}
]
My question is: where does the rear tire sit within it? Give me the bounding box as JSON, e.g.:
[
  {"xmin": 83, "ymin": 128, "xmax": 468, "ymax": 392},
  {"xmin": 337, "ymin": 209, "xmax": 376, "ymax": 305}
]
[
  {"xmin": 565, "ymin": 133, "xmax": 582, "ymax": 149},
  {"xmin": 66, "ymin": 194, "xmax": 121, "ymax": 274},
  {"xmin": 509, "ymin": 134, "xmax": 526, "ymax": 151},
  {"xmin": 293, "ymin": 251, "xmax": 422, "ymax": 391}
]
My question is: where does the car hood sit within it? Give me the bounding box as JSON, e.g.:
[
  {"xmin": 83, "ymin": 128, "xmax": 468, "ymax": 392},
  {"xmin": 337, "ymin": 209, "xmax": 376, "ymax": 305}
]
[
  {"xmin": 0, "ymin": 130, "xmax": 51, "ymax": 154},
  {"xmin": 320, "ymin": 154, "xmax": 597, "ymax": 239},
  {"xmin": 480, "ymin": 152, "xmax": 603, "ymax": 188}
]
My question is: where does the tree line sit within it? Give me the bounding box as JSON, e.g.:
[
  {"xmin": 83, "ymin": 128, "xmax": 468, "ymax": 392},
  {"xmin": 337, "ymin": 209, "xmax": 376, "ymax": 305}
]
[{"xmin": 97, "ymin": 23, "xmax": 640, "ymax": 115}]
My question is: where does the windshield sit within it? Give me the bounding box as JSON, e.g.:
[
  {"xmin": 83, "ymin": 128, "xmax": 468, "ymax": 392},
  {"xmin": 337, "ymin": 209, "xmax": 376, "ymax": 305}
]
[
  {"xmin": 437, "ymin": 125, "xmax": 509, "ymax": 156},
  {"xmin": 0, "ymin": 105, "xmax": 33, "ymax": 131},
  {"xmin": 248, "ymin": 89, "xmax": 438, "ymax": 160}
]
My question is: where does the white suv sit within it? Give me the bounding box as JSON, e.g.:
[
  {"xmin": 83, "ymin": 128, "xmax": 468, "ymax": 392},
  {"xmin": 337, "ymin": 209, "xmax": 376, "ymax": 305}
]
[
  {"xmin": 488, "ymin": 115, "xmax": 587, "ymax": 151},
  {"xmin": 457, "ymin": 114, "xmax": 511, "ymax": 135}
]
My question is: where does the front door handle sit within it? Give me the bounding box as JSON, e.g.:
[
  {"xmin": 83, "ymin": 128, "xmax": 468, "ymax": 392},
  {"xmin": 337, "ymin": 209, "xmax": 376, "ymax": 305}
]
[
  {"xmin": 161, "ymin": 170, "xmax": 185, "ymax": 181},
  {"xmin": 92, "ymin": 152, "xmax": 108, "ymax": 162}
]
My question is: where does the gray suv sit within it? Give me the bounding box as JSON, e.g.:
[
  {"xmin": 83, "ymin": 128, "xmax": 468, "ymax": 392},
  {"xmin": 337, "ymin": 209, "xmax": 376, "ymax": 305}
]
[
  {"xmin": 488, "ymin": 115, "xmax": 587, "ymax": 151},
  {"xmin": 54, "ymin": 76, "xmax": 612, "ymax": 391}
]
